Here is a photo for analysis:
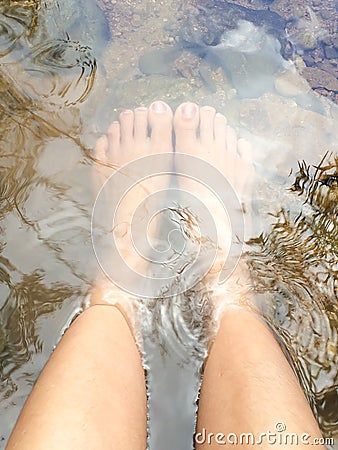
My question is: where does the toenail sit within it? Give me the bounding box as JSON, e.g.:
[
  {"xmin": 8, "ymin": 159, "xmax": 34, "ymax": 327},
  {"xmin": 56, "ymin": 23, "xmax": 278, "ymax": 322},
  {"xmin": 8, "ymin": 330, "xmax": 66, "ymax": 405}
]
[
  {"xmin": 121, "ymin": 109, "xmax": 133, "ymax": 115},
  {"xmin": 202, "ymin": 106, "xmax": 214, "ymax": 112},
  {"xmin": 151, "ymin": 101, "xmax": 167, "ymax": 113},
  {"xmin": 182, "ymin": 103, "xmax": 197, "ymax": 119}
]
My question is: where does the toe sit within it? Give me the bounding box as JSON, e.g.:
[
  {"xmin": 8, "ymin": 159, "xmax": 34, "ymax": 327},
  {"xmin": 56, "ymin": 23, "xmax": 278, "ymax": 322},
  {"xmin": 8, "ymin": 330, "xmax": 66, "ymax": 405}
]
[
  {"xmin": 213, "ymin": 121, "xmax": 241, "ymax": 194},
  {"xmin": 199, "ymin": 106, "xmax": 216, "ymax": 147},
  {"xmin": 222, "ymin": 124, "xmax": 238, "ymax": 177},
  {"xmin": 238, "ymin": 138, "xmax": 252, "ymax": 161},
  {"xmin": 148, "ymin": 101, "xmax": 173, "ymax": 153},
  {"xmin": 107, "ymin": 121, "xmax": 121, "ymax": 159},
  {"xmin": 238, "ymin": 139, "xmax": 253, "ymax": 180},
  {"xmin": 119, "ymin": 109, "xmax": 134, "ymax": 148},
  {"xmin": 174, "ymin": 102, "xmax": 200, "ymax": 153},
  {"xmin": 237, "ymin": 138, "xmax": 255, "ymax": 193},
  {"xmin": 94, "ymin": 135, "xmax": 109, "ymax": 162},
  {"xmin": 93, "ymin": 135, "xmax": 113, "ymax": 190},
  {"xmin": 133, "ymin": 107, "xmax": 148, "ymax": 143},
  {"xmin": 225, "ymin": 125, "xmax": 238, "ymax": 156},
  {"xmin": 214, "ymin": 112, "xmax": 227, "ymax": 149}
]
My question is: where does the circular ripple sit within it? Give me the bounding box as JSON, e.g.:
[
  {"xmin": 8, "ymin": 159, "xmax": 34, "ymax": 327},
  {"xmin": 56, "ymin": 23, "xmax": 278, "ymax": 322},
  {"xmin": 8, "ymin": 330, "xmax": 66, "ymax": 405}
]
[
  {"xmin": 25, "ymin": 39, "xmax": 96, "ymax": 106},
  {"xmin": 91, "ymin": 153, "xmax": 244, "ymax": 298},
  {"xmin": 0, "ymin": 19, "xmax": 21, "ymax": 58}
]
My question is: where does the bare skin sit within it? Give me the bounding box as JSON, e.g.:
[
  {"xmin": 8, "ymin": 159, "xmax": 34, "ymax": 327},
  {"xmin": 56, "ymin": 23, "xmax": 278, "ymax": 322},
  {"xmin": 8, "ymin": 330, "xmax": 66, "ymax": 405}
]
[
  {"xmin": 92, "ymin": 101, "xmax": 174, "ymax": 304},
  {"xmin": 171, "ymin": 102, "xmax": 325, "ymax": 449},
  {"xmin": 173, "ymin": 102, "xmax": 254, "ymax": 307},
  {"xmin": 7, "ymin": 101, "xmax": 325, "ymax": 450},
  {"xmin": 195, "ymin": 308, "xmax": 326, "ymax": 449},
  {"xmin": 7, "ymin": 101, "xmax": 175, "ymax": 450}
]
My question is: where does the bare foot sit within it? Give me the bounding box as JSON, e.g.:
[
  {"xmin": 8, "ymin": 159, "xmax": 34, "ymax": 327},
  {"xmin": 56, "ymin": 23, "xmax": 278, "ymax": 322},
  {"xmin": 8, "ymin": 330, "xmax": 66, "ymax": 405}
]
[
  {"xmin": 173, "ymin": 102, "xmax": 255, "ymax": 311},
  {"xmin": 91, "ymin": 101, "xmax": 174, "ymax": 310},
  {"xmin": 90, "ymin": 101, "xmax": 256, "ymax": 317}
]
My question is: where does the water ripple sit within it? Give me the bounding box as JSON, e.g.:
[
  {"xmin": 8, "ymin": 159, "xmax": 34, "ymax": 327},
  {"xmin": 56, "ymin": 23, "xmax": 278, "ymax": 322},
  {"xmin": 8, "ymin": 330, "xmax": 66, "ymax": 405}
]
[
  {"xmin": 19, "ymin": 39, "xmax": 97, "ymax": 106},
  {"xmin": 141, "ymin": 285, "xmax": 215, "ymax": 363},
  {"xmin": 0, "ymin": 17, "xmax": 22, "ymax": 58},
  {"xmin": 247, "ymin": 154, "xmax": 338, "ymax": 435},
  {"xmin": 0, "ymin": 272, "xmax": 80, "ymax": 390}
]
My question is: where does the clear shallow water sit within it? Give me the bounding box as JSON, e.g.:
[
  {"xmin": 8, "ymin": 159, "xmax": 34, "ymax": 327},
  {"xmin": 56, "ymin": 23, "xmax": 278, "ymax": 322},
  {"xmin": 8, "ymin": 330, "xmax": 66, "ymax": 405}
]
[{"xmin": 0, "ymin": 0, "xmax": 337, "ymax": 448}]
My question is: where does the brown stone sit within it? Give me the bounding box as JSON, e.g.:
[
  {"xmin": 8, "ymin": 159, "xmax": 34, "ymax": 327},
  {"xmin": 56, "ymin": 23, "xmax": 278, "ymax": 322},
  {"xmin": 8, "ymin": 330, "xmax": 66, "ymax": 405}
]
[{"xmin": 301, "ymin": 67, "xmax": 338, "ymax": 92}]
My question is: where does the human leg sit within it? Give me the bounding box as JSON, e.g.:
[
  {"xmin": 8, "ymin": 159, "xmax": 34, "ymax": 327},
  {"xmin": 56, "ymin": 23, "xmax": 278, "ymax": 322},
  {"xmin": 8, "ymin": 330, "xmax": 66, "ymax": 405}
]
[
  {"xmin": 196, "ymin": 308, "xmax": 325, "ymax": 449},
  {"xmin": 172, "ymin": 103, "xmax": 325, "ymax": 449},
  {"xmin": 6, "ymin": 304, "xmax": 147, "ymax": 450},
  {"xmin": 7, "ymin": 101, "xmax": 175, "ymax": 450}
]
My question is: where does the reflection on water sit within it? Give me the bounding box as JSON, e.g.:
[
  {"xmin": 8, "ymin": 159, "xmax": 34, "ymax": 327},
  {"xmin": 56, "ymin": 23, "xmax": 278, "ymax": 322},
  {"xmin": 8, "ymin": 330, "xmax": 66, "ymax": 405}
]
[
  {"xmin": 0, "ymin": 0, "xmax": 98, "ymax": 441},
  {"xmin": 248, "ymin": 153, "xmax": 338, "ymax": 434},
  {"xmin": 0, "ymin": 0, "xmax": 337, "ymax": 448}
]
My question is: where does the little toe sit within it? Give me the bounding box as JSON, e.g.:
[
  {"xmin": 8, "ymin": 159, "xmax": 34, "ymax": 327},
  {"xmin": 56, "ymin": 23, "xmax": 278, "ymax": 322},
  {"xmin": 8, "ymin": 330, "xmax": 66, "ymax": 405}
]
[
  {"xmin": 107, "ymin": 121, "xmax": 121, "ymax": 160},
  {"xmin": 238, "ymin": 138, "xmax": 253, "ymax": 162},
  {"xmin": 237, "ymin": 138, "xmax": 255, "ymax": 192},
  {"xmin": 225, "ymin": 125, "xmax": 238, "ymax": 156},
  {"xmin": 93, "ymin": 135, "xmax": 113, "ymax": 191},
  {"xmin": 94, "ymin": 135, "xmax": 109, "ymax": 163},
  {"xmin": 119, "ymin": 109, "xmax": 134, "ymax": 149}
]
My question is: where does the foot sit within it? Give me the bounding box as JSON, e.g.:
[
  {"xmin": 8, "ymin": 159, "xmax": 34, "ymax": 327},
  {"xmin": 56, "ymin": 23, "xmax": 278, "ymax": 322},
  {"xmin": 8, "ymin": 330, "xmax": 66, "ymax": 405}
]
[
  {"xmin": 173, "ymin": 102, "xmax": 255, "ymax": 310},
  {"xmin": 91, "ymin": 101, "xmax": 174, "ymax": 307}
]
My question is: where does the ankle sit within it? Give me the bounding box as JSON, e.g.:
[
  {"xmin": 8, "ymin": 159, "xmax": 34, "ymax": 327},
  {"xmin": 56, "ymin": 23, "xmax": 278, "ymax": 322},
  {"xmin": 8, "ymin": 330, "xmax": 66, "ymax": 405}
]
[{"xmin": 210, "ymin": 276, "xmax": 259, "ymax": 320}]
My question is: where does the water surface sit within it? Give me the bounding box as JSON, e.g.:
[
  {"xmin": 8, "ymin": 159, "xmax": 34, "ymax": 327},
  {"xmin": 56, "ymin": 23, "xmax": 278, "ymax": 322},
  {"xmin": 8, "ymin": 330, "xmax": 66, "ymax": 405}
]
[{"xmin": 0, "ymin": 0, "xmax": 337, "ymax": 448}]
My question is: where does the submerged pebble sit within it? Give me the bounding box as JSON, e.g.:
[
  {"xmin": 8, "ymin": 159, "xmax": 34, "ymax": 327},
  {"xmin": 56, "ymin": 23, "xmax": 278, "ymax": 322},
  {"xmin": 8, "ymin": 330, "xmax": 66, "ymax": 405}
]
[
  {"xmin": 301, "ymin": 66, "xmax": 338, "ymax": 91},
  {"xmin": 324, "ymin": 45, "xmax": 338, "ymax": 59},
  {"xmin": 274, "ymin": 70, "xmax": 311, "ymax": 97},
  {"xmin": 139, "ymin": 46, "xmax": 181, "ymax": 76},
  {"xmin": 300, "ymin": 31, "xmax": 318, "ymax": 50}
]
